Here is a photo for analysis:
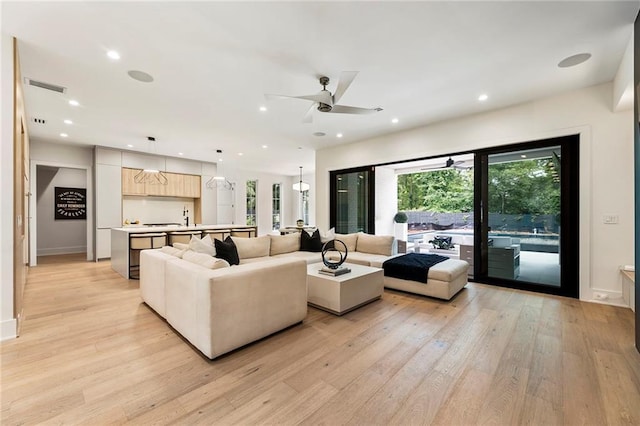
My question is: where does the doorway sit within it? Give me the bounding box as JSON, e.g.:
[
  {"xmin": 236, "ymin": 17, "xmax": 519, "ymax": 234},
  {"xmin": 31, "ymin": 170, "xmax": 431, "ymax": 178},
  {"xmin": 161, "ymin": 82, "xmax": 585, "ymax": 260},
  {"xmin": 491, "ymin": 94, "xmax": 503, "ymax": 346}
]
[{"xmin": 475, "ymin": 135, "xmax": 579, "ymax": 297}]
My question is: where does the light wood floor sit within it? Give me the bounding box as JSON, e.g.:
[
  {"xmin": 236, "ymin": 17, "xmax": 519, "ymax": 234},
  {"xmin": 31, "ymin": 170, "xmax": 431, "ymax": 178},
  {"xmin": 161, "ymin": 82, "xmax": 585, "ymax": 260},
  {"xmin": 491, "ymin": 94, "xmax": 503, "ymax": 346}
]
[{"xmin": 2, "ymin": 254, "xmax": 640, "ymax": 425}]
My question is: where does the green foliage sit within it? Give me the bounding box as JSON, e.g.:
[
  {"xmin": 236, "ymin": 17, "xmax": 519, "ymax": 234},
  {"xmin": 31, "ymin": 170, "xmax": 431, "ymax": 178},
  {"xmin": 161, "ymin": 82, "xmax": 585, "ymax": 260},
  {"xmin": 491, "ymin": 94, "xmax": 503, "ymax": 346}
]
[
  {"xmin": 397, "ymin": 156, "xmax": 560, "ymax": 217},
  {"xmin": 393, "ymin": 212, "xmax": 408, "ymax": 223},
  {"xmin": 488, "ymin": 159, "xmax": 559, "ymax": 215},
  {"xmin": 397, "ymin": 169, "xmax": 474, "ymax": 212}
]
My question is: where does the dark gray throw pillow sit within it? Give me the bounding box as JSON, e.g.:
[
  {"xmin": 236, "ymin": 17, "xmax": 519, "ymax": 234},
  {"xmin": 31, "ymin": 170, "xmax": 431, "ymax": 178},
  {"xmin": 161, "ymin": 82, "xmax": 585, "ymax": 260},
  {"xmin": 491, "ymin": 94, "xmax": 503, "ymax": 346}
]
[
  {"xmin": 300, "ymin": 229, "xmax": 323, "ymax": 252},
  {"xmin": 214, "ymin": 236, "xmax": 240, "ymax": 265}
]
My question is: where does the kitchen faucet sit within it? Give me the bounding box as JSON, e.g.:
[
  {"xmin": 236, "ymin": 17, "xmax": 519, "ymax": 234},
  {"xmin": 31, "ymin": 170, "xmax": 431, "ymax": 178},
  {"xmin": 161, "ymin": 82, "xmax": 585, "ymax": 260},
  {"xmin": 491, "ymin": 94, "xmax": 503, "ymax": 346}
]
[{"xmin": 183, "ymin": 207, "xmax": 189, "ymax": 227}]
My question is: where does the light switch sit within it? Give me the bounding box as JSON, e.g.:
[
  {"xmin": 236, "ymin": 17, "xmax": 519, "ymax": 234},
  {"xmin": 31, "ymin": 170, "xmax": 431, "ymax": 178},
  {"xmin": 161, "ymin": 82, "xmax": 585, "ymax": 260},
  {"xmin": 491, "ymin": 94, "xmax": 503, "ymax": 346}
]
[{"xmin": 603, "ymin": 215, "xmax": 619, "ymax": 224}]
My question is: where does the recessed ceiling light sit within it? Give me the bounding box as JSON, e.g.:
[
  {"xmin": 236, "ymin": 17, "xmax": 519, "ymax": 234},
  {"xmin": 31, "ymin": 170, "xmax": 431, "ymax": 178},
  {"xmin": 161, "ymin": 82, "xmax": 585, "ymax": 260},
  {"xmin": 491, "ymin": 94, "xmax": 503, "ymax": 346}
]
[
  {"xmin": 478, "ymin": 94, "xmax": 488, "ymax": 102},
  {"xmin": 336, "ymin": 133, "xmax": 343, "ymax": 138},
  {"xmin": 60, "ymin": 133, "xmax": 68, "ymax": 138},
  {"xmin": 558, "ymin": 53, "xmax": 591, "ymax": 68},
  {"xmin": 178, "ymin": 152, "xmax": 184, "ymax": 156},
  {"xmin": 238, "ymin": 152, "xmax": 243, "ymax": 156},
  {"xmin": 63, "ymin": 119, "xmax": 73, "ymax": 125},
  {"xmin": 218, "ymin": 158, "xmax": 223, "ymax": 162},
  {"xmin": 127, "ymin": 144, "xmax": 134, "ymax": 148},
  {"xmin": 68, "ymin": 100, "xmax": 79, "ymax": 106},
  {"xmin": 127, "ymin": 70, "xmax": 154, "ymax": 83},
  {"xmin": 259, "ymin": 106, "xmax": 267, "ymax": 112},
  {"xmin": 107, "ymin": 50, "xmax": 120, "ymax": 60},
  {"xmin": 521, "ymin": 154, "xmax": 527, "ymax": 158},
  {"xmin": 262, "ymin": 145, "xmax": 268, "ymax": 149},
  {"xmin": 391, "ymin": 118, "xmax": 399, "ymax": 124}
]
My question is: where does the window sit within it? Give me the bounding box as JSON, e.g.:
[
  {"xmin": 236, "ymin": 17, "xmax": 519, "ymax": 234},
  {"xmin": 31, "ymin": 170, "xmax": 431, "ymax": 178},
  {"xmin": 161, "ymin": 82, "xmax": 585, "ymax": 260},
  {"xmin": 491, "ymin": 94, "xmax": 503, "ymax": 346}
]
[
  {"xmin": 302, "ymin": 189, "xmax": 309, "ymax": 225},
  {"xmin": 272, "ymin": 183, "xmax": 281, "ymax": 230},
  {"xmin": 246, "ymin": 180, "xmax": 257, "ymax": 226}
]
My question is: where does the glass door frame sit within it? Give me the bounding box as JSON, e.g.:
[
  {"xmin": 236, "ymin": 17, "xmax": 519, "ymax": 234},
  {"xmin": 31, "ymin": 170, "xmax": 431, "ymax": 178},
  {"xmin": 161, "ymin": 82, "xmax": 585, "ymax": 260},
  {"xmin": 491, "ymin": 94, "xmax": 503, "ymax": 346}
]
[
  {"xmin": 474, "ymin": 135, "xmax": 580, "ymax": 298},
  {"xmin": 329, "ymin": 166, "xmax": 376, "ymax": 234}
]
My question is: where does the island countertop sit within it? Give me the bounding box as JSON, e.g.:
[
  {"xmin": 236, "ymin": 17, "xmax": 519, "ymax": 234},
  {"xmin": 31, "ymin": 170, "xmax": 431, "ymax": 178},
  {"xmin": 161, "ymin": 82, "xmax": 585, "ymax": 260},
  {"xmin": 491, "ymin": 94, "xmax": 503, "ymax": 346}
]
[
  {"xmin": 111, "ymin": 224, "xmax": 252, "ymax": 234},
  {"xmin": 110, "ymin": 224, "xmax": 256, "ymax": 279}
]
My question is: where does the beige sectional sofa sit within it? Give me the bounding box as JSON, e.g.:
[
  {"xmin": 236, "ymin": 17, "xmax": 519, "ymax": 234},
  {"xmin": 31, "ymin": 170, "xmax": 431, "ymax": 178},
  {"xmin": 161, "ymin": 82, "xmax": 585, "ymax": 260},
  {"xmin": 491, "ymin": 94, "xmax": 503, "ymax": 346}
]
[{"xmin": 139, "ymin": 231, "xmax": 469, "ymax": 358}]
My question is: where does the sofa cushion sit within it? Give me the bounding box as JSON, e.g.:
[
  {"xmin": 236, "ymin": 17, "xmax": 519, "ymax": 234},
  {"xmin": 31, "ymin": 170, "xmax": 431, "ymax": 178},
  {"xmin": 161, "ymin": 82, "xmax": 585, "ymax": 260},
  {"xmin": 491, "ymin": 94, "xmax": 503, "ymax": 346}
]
[
  {"xmin": 214, "ymin": 236, "xmax": 240, "ymax": 266},
  {"xmin": 300, "ymin": 229, "xmax": 323, "ymax": 252},
  {"xmin": 272, "ymin": 251, "xmax": 323, "ymax": 264},
  {"xmin": 269, "ymin": 233, "xmax": 300, "ymax": 256},
  {"xmin": 182, "ymin": 250, "xmax": 230, "ymax": 269},
  {"xmin": 160, "ymin": 245, "xmax": 186, "ymax": 258},
  {"xmin": 334, "ymin": 233, "xmax": 358, "ymax": 253},
  {"xmin": 356, "ymin": 233, "xmax": 394, "ymax": 256},
  {"xmin": 232, "ymin": 235, "xmax": 271, "ymax": 259},
  {"xmin": 189, "ymin": 234, "xmax": 216, "ymax": 256}
]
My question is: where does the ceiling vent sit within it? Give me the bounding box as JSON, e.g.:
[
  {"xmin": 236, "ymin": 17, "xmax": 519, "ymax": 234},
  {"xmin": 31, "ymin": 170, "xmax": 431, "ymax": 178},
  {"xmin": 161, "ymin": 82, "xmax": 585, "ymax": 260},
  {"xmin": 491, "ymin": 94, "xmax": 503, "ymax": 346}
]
[
  {"xmin": 24, "ymin": 78, "xmax": 67, "ymax": 94},
  {"xmin": 31, "ymin": 117, "xmax": 46, "ymax": 125}
]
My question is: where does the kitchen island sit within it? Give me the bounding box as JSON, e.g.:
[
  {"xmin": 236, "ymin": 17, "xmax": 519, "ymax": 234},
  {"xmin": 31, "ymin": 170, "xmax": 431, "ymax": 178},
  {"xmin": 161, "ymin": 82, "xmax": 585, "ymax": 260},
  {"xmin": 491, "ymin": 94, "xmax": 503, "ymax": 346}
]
[{"xmin": 111, "ymin": 224, "xmax": 257, "ymax": 279}]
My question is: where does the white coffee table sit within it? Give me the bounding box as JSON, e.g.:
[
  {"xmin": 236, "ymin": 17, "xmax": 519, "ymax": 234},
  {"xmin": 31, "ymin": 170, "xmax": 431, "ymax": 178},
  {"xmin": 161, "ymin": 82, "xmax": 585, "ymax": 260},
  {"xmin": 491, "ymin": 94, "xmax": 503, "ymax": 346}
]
[{"xmin": 307, "ymin": 263, "xmax": 384, "ymax": 315}]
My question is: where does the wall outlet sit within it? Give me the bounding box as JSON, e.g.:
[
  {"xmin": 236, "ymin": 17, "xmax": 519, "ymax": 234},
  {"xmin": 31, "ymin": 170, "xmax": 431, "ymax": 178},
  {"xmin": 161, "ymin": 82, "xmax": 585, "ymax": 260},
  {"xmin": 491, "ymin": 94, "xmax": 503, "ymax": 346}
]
[{"xmin": 603, "ymin": 215, "xmax": 619, "ymax": 224}]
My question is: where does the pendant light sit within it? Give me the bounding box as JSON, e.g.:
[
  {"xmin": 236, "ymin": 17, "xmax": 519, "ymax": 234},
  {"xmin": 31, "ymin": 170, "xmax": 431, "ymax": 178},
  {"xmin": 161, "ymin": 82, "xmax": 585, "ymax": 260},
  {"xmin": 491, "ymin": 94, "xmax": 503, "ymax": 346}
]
[
  {"xmin": 292, "ymin": 166, "xmax": 309, "ymax": 192},
  {"xmin": 134, "ymin": 137, "xmax": 168, "ymax": 185},
  {"xmin": 206, "ymin": 149, "xmax": 234, "ymax": 190}
]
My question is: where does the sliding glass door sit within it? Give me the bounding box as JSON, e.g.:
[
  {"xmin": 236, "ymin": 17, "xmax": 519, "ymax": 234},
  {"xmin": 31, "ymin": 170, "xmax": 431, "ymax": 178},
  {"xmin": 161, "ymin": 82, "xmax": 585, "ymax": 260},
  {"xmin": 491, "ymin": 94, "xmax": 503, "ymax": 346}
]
[
  {"xmin": 330, "ymin": 167, "xmax": 375, "ymax": 234},
  {"xmin": 475, "ymin": 135, "xmax": 579, "ymax": 297}
]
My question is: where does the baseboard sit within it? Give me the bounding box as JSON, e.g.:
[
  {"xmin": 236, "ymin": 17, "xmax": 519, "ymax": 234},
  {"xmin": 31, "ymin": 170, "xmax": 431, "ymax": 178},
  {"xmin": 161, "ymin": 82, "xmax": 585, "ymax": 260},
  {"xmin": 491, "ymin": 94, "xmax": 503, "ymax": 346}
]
[
  {"xmin": 37, "ymin": 246, "xmax": 86, "ymax": 256},
  {"xmin": 587, "ymin": 288, "xmax": 626, "ymax": 308},
  {"xmin": 0, "ymin": 318, "xmax": 17, "ymax": 341}
]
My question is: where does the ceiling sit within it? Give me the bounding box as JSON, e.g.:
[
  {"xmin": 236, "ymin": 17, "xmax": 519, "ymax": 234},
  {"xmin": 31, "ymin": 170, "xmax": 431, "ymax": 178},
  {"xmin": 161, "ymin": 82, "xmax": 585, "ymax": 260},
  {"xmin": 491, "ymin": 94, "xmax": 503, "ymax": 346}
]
[{"xmin": 3, "ymin": 1, "xmax": 638, "ymax": 176}]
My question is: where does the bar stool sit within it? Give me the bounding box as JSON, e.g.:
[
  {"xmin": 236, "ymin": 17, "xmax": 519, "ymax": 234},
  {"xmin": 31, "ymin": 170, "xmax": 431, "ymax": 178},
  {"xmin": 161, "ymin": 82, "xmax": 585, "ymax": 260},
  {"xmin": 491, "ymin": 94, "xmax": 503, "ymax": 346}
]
[
  {"xmin": 202, "ymin": 229, "xmax": 231, "ymax": 241},
  {"xmin": 168, "ymin": 230, "xmax": 202, "ymax": 245},
  {"xmin": 129, "ymin": 232, "xmax": 167, "ymax": 279},
  {"xmin": 231, "ymin": 227, "xmax": 257, "ymax": 238}
]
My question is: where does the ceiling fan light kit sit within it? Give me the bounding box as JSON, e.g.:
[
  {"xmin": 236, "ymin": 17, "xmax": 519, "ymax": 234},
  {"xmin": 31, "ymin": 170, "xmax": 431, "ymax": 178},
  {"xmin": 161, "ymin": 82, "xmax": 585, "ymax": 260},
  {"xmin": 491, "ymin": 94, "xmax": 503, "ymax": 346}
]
[{"xmin": 266, "ymin": 71, "xmax": 383, "ymax": 123}]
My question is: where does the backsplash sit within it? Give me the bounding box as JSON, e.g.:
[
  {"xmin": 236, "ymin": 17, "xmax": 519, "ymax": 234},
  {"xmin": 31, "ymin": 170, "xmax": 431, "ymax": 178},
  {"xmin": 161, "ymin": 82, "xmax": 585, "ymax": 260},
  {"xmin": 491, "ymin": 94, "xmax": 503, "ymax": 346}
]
[{"xmin": 122, "ymin": 196, "xmax": 195, "ymax": 225}]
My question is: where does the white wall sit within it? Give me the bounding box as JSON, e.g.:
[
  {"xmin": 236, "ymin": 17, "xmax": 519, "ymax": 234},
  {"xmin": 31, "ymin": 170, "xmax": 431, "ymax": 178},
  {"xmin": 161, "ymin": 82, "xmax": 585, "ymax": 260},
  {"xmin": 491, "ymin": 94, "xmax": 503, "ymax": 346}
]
[
  {"xmin": 222, "ymin": 169, "xmax": 313, "ymax": 235},
  {"xmin": 1, "ymin": 33, "xmax": 16, "ymax": 340},
  {"xmin": 375, "ymin": 166, "xmax": 398, "ymax": 236},
  {"xmin": 316, "ymin": 82, "xmax": 634, "ymax": 306},
  {"xmin": 36, "ymin": 167, "xmax": 87, "ymax": 256}
]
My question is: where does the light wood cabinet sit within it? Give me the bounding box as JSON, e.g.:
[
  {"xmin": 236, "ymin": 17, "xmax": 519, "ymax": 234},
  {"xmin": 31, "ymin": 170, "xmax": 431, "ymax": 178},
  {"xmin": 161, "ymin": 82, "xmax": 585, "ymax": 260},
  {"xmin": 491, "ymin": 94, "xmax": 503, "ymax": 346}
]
[
  {"xmin": 183, "ymin": 174, "xmax": 201, "ymax": 198},
  {"xmin": 122, "ymin": 168, "xmax": 201, "ymax": 198},
  {"xmin": 122, "ymin": 168, "xmax": 146, "ymax": 196}
]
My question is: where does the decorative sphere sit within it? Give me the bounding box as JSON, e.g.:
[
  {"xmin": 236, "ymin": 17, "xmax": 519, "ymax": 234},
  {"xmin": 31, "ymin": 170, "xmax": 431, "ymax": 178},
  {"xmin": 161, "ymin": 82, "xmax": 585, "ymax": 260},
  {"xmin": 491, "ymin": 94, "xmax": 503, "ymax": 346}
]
[{"xmin": 321, "ymin": 239, "xmax": 348, "ymax": 269}]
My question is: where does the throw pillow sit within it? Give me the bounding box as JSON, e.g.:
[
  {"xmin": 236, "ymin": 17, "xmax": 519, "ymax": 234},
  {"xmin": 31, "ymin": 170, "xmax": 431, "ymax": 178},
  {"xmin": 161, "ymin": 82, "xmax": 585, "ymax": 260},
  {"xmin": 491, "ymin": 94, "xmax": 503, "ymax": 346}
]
[
  {"xmin": 183, "ymin": 250, "xmax": 230, "ymax": 269},
  {"xmin": 214, "ymin": 236, "xmax": 240, "ymax": 266},
  {"xmin": 160, "ymin": 245, "xmax": 186, "ymax": 258},
  {"xmin": 334, "ymin": 233, "xmax": 358, "ymax": 253},
  {"xmin": 355, "ymin": 232, "xmax": 394, "ymax": 256},
  {"xmin": 300, "ymin": 229, "xmax": 323, "ymax": 252},
  {"xmin": 231, "ymin": 235, "xmax": 270, "ymax": 259},
  {"xmin": 173, "ymin": 242, "xmax": 189, "ymax": 250},
  {"xmin": 269, "ymin": 233, "xmax": 300, "ymax": 255},
  {"xmin": 320, "ymin": 227, "xmax": 335, "ymax": 243},
  {"xmin": 189, "ymin": 234, "xmax": 216, "ymax": 256}
]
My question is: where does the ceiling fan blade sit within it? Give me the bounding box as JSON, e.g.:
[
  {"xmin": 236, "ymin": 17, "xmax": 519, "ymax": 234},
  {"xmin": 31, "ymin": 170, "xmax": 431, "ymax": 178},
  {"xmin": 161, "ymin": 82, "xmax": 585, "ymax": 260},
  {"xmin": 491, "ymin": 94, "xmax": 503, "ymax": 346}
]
[
  {"xmin": 328, "ymin": 105, "xmax": 383, "ymax": 115},
  {"xmin": 265, "ymin": 91, "xmax": 332, "ymax": 105},
  {"xmin": 332, "ymin": 71, "xmax": 358, "ymax": 104},
  {"xmin": 302, "ymin": 103, "xmax": 316, "ymax": 123}
]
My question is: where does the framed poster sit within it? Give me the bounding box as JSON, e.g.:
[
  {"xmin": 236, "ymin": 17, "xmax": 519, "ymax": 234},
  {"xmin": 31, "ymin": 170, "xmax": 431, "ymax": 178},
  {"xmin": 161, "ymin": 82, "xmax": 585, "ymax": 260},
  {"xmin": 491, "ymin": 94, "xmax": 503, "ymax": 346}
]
[{"xmin": 55, "ymin": 187, "xmax": 87, "ymax": 220}]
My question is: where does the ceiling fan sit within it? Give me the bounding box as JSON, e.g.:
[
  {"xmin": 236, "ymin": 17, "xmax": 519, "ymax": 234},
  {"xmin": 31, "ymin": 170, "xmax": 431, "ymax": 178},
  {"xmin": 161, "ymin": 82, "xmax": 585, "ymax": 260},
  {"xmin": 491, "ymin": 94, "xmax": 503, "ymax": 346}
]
[
  {"xmin": 265, "ymin": 71, "xmax": 383, "ymax": 123},
  {"xmin": 420, "ymin": 157, "xmax": 472, "ymax": 171}
]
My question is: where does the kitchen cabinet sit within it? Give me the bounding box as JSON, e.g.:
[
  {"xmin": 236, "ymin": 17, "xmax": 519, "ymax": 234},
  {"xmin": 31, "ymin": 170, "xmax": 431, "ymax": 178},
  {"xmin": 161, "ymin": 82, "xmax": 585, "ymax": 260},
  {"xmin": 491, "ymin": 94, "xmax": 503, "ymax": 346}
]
[
  {"xmin": 122, "ymin": 168, "xmax": 146, "ymax": 196},
  {"xmin": 183, "ymin": 174, "xmax": 201, "ymax": 198},
  {"xmin": 122, "ymin": 168, "xmax": 200, "ymax": 198},
  {"xmin": 96, "ymin": 163, "xmax": 122, "ymax": 260}
]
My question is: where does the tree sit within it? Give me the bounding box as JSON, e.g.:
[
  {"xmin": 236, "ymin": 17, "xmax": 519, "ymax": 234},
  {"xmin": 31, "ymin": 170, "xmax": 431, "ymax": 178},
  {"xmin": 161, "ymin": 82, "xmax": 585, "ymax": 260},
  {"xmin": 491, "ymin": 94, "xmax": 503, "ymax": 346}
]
[{"xmin": 398, "ymin": 169, "xmax": 473, "ymax": 212}]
